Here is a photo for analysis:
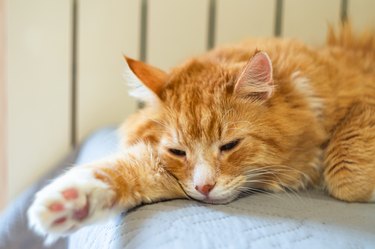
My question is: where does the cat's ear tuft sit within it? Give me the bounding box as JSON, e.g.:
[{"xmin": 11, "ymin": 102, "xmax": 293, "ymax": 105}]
[
  {"xmin": 234, "ymin": 51, "xmax": 274, "ymax": 102},
  {"xmin": 123, "ymin": 56, "xmax": 167, "ymax": 102}
]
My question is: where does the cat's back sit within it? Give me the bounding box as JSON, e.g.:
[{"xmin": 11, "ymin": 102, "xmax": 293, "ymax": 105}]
[{"xmin": 204, "ymin": 25, "xmax": 375, "ymax": 131}]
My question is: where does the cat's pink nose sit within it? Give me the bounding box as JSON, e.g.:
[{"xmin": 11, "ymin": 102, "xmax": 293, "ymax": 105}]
[{"xmin": 195, "ymin": 184, "xmax": 215, "ymax": 196}]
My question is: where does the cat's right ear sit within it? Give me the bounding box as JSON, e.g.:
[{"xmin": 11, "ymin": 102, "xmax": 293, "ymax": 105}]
[{"xmin": 123, "ymin": 56, "xmax": 167, "ymax": 102}]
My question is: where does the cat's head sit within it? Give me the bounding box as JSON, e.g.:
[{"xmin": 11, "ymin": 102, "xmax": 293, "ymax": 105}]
[{"xmin": 124, "ymin": 51, "xmax": 314, "ymax": 204}]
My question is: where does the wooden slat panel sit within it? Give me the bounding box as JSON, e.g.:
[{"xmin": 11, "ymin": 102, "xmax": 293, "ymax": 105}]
[
  {"xmin": 216, "ymin": 0, "xmax": 276, "ymax": 45},
  {"xmin": 0, "ymin": 0, "xmax": 6, "ymax": 209},
  {"xmin": 6, "ymin": 0, "xmax": 71, "ymax": 199},
  {"xmin": 78, "ymin": 0, "xmax": 140, "ymax": 142},
  {"xmin": 283, "ymin": 0, "xmax": 341, "ymax": 44},
  {"xmin": 147, "ymin": 0, "xmax": 209, "ymax": 70},
  {"xmin": 349, "ymin": 0, "xmax": 375, "ymax": 30}
]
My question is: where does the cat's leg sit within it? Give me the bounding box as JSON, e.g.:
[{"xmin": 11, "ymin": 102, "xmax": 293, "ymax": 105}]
[
  {"xmin": 27, "ymin": 142, "xmax": 185, "ymax": 244},
  {"xmin": 324, "ymin": 102, "xmax": 375, "ymax": 202}
]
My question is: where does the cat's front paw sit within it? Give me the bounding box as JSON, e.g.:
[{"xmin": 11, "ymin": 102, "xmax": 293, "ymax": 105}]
[{"xmin": 27, "ymin": 168, "xmax": 117, "ymax": 244}]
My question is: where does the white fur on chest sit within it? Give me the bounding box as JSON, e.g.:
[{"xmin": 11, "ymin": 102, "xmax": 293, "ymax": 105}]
[{"xmin": 291, "ymin": 71, "xmax": 324, "ymax": 118}]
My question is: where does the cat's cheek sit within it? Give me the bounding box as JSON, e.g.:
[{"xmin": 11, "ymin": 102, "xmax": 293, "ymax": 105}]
[
  {"xmin": 161, "ymin": 156, "xmax": 191, "ymax": 180},
  {"xmin": 219, "ymin": 158, "xmax": 247, "ymax": 180}
]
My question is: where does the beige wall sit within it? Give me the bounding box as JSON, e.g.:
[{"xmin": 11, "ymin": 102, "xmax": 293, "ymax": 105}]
[
  {"xmin": 6, "ymin": 0, "xmax": 72, "ymax": 200},
  {"xmin": 0, "ymin": 0, "xmax": 7, "ymax": 209}
]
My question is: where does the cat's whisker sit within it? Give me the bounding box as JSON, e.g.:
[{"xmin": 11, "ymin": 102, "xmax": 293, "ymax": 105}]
[
  {"xmin": 243, "ymin": 164, "xmax": 311, "ymax": 185},
  {"xmin": 236, "ymin": 187, "xmax": 285, "ymax": 202},
  {"xmin": 227, "ymin": 175, "xmax": 291, "ymax": 202},
  {"xmin": 241, "ymin": 167, "xmax": 308, "ymax": 204},
  {"xmin": 255, "ymin": 170, "xmax": 306, "ymax": 204},
  {"xmin": 239, "ymin": 180, "xmax": 304, "ymax": 204}
]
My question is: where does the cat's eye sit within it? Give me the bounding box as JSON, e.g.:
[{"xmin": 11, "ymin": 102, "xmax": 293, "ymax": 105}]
[
  {"xmin": 168, "ymin": 148, "xmax": 186, "ymax": 157},
  {"xmin": 220, "ymin": 139, "xmax": 240, "ymax": 152}
]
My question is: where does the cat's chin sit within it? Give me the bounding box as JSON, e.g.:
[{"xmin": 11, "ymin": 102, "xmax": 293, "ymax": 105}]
[{"xmin": 193, "ymin": 195, "xmax": 238, "ymax": 205}]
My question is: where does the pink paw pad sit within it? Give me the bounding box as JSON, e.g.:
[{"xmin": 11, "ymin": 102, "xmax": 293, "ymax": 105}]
[
  {"xmin": 53, "ymin": 216, "xmax": 67, "ymax": 225},
  {"xmin": 49, "ymin": 202, "xmax": 64, "ymax": 212},
  {"xmin": 73, "ymin": 202, "xmax": 90, "ymax": 221},
  {"xmin": 62, "ymin": 188, "xmax": 79, "ymax": 200}
]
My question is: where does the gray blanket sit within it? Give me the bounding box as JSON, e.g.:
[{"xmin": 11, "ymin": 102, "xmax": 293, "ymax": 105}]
[
  {"xmin": 0, "ymin": 153, "xmax": 76, "ymax": 249},
  {"xmin": 0, "ymin": 127, "xmax": 116, "ymax": 249}
]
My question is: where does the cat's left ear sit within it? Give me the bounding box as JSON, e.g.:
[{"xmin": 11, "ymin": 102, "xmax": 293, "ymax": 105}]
[
  {"xmin": 123, "ymin": 56, "xmax": 167, "ymax": 102},
  {"xmin": 234, "ymin": 51, "xmax": 274, "ymax": 102}
]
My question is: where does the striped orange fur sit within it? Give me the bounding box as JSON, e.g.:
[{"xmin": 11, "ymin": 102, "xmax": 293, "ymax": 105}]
[{"xmin": 121, "ymin": 23, "xmax": 375, "ymax": 203}]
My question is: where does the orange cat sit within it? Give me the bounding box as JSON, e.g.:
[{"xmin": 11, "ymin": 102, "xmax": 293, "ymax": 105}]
[{"xmin": 28, "ymin": 24, "xmax": 375, "ymax": 244}]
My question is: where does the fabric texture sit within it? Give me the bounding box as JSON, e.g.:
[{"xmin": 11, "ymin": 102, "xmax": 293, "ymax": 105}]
[
  {"xmin": 69, "ymin": 128, "xmax": 375, "ymax": 249},
  {"xmin": 0, "ymin": 127, "xmax": 118, "ymax": 249},
  {"xmin": 0, "ymin": 150, "xmax": 78, "ymax": 249}
]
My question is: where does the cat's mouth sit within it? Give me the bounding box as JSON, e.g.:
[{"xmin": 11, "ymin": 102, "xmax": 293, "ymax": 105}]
[
  {"xmin": 201, "ymin": 196, "xmax": 237, "ymax": 205},
  {"xmin": 180, "ymin": 180, "xmax": 244, "ymax": 205},
  {"xmin": 185, "ymin": 192, "xmax": 239, "ymax": 205}
]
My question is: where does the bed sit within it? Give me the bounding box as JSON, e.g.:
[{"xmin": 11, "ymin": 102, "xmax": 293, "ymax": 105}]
[{"xmin": 1, "ymin": 127, "xmax": 374, "ymax": 249}]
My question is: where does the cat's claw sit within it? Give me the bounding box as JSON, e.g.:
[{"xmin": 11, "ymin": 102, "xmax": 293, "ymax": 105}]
[{"xmin": 27, "ymin": 168, "xmax": 116, "ymax": 244}]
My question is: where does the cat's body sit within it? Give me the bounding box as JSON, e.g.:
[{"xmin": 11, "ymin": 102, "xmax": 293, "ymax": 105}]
[{"xmin": 28, "ymin": 24, "xmax": 375, "ymax": 243}]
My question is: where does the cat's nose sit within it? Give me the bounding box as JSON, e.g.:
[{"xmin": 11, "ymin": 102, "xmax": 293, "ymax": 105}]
[{"xmin": 195, "ymin": 184, "xmax": 215, "ymax": 196}]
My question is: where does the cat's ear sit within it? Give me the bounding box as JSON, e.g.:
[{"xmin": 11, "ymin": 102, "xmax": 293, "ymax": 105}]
[
  {"xmin": 123, "ymin": 56, "xmax": 167, "ymax": 102},
  {"xmin": 234, "ymin": 51, "xmax": 274, "ymax": 102}
]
